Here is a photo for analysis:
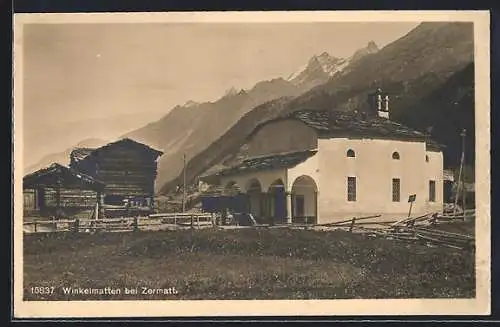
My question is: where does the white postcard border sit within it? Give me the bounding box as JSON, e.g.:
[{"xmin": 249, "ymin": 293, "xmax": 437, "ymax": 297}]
[{"xmin": 12, "ymin": 10, "xmax": 491, "ymax": 318}]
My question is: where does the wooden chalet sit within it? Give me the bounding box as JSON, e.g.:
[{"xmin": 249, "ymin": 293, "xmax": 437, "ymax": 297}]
[
  {"xmin": 69, "ymin": 138, "xmax": 163, "ymax": 210},
  {"xmin": 23, "ymin": 163, "xmax": 105, "ymax": 218}
]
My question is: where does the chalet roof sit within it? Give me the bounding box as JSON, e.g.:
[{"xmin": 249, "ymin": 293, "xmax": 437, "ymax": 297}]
[
  {"xmin": 70, "ymin": 138, "xmax": 163, "ymax": 164},
  {"xmin": 288, "ymin": 110, "xmax": 443, "ymax": 150},
  {"xmin": 206, "ymin": 149, "xmax": 318, "ymax": 178},
  {"xmin": 70, "ymin": 147, "xmax": 95, "ymax": 163},
  {"xmin": 23, "ymin": 163, "xmax": 105, "ymax": 190},
  {"xmin": 95, "ymin": 138, "xmax": 163, "ymax": 156}
]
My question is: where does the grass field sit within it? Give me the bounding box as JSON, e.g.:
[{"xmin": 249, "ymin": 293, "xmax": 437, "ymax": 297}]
[{"xmin": 23, "ymin": 221, "xmax": 475, "ymax": 300}]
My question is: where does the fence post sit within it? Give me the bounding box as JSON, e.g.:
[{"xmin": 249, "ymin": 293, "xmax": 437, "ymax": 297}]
[
  {"xmin": 74, "ymin": 219, "xmax": 80, "ymax": 233},
  {"xmin": 197, "ymin": 215, "xmax": 200, "ymax": 228},
  {"xmin": 133, "ymin": 216, "xmax": 139, "ymax": 232},
  {"xmin": 174, "ymin": 213, "xmax": 177, "ymax": 226},
  {"xmin": 190, "ymin": 214, "xmax": 194, "ymax": 229},
  {"xmin": 34, "ymin": 222, "xmax": 37, "ymax": 233},
  {"xmin": 349, "ymin": 217, "xmax": 356, "ymax": 232}
]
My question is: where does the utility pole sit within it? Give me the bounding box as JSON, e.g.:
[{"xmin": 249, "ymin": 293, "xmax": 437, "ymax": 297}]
[
  {"xmin": 461, "ymin": 129, "xmax": 467, "ymax": 220},
  {"xmin": 55, "ymin": 178, "xmax": 62, "ymax": 219},
  {"xmin": 453, "ymin": 129, "xmax": 466, "ymax": 217},
  {"xmin": 182, "ymin": 153, "xmax": 187, "ymax": 213}
]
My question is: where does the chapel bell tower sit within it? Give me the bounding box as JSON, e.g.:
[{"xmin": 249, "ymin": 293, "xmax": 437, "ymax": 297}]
[{"xmin": 368, "ymin": 88, "xmax": 390, "ymax": 119}]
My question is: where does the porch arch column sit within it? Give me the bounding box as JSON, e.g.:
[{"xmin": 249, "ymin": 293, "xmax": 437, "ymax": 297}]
[{"xmin": 286, "ymin": 192, "xmax": 292, "ymax": 224}]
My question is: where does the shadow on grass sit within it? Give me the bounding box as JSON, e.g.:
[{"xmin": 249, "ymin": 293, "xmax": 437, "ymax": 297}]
[{"xmin": 23, "ymin": 224, "xmax": 475, "ymax": 300}]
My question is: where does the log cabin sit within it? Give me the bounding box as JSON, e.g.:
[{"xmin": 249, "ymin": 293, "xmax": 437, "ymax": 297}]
[
  {"xmin": 23, "ymin": 163, "xmax": 105, "ymax": 218},
  {"xmin": 69, "ymin": 138, "xmax": 163, "ymax": 210}
]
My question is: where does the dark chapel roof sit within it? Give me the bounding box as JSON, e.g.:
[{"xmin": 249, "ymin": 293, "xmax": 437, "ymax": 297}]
[
  {"xmin": 289, "ymin": 110, "xmax": 443, "ymax": 150},
  {"xmin": 205, "ymin": 149, "xmax": 318, "ymax": 178},
  {"xmin": 248, "ymin": 110, "xmax": 443, "ymax": 151}
]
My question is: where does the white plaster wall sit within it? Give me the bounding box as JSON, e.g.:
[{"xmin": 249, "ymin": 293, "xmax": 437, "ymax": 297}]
[
  {"xmin": 287, "ymin": 154, "xmax": 320, "ymax": 219},
  {"xmin": 424, "ymin": 150, "xmax": 444, "ymax": 213},
  {"xmin": 215, "ymin": 138, "xmax": 444, "ymax": 224},
  {"xmin": 317, "ymin": 138, "xmax": 441, "ymax": 223},
  {"xmin": 245, "ymin": 119, "xmax": 317, "ymax": 158},
  {"xmin": 287, "ymin": 154, "xmax": 320, "ymax": 192}
]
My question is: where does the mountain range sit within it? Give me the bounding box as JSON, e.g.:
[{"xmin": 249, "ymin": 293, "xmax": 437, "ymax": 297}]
[
  {"xmin": 27, "ymin": 22, "xmax": 475, "ymax": 199},
  {"xmin": 24, "ymin": 138, "xmax": 108, "ymax": 174},
  {"xmin": 161, "ymin": 22, "xmax": 474, "ymax": 194},
  {"xmin": 287, "ymin": 42, "xmax": 379, "ymax": 90},
  {"xmin": 23, "ymin": 110, "xmax": 164, "ymax": 174},
  {"xmin": 122, "ymin": 40, "xmax": 381, "ymax": 189}
]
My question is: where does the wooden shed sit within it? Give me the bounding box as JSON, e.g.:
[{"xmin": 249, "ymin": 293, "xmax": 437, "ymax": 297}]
[
  {"xmin": 69, "ymin": 138, "xmax": 163, "ymax": 210},
  {"xmin": 23, "ymin": 163, "xmax": 105, "ymax": 218}
]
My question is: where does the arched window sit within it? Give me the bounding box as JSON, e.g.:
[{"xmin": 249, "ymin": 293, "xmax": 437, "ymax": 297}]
[
  {"xmin": 392, "ymin": 151, "xmax": 400, "ymax": 160},
  {"xmin": 347, "ymin": 149, "xmax": 355, "ymax": 158},
  {"xmin": 425, "ymin": 155, "xmax": 429, "ymax": 162}
]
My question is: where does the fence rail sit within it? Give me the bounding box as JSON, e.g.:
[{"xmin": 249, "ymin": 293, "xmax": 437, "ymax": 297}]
[
  {"xmin": 24, "ymin": 213, "xmax": 216, "ymax": 234},
  {"xmin": 24, "ymin": 209, "xmax": 476, "ymax": 235}
]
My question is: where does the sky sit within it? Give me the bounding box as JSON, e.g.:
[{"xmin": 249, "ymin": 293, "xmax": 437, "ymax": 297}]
[{"xmin": 21, "ymin": 21, "xmax": 419, "ymax": 166}]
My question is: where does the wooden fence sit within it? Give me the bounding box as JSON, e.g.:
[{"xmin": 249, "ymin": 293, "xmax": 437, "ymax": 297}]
[
  {"xmin": 23, "ymin": 212, "xmax": 216, "ymax": 234},
  {"xmin": 23, "ymin": 209, "xmax": 476, "ymax": 235},
  {"xmin": 439, "ymin": 208, "xmax": 476, "ymax": 220}
]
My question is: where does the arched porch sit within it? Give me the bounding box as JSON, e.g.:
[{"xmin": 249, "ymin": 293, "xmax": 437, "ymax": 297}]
[
  {"xmin": 291, "ymin": 175, "xmax": 318, "ymax": 224},
  {"xmin": 223, "ymin": 180, "xmax": 247, "ymax": 213},
  {"xmin": 266, "ymin": 179, "xmax": 287, "ymax": 225},
  {"xmin": 245, "ymin": 178, "xmax": 263, "ymax": 221}
]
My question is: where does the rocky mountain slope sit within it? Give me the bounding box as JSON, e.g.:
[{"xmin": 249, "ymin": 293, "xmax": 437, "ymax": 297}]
[
  {"xmin": 161, "ymin": 22, "xmax": 474, "ymax": 194},
  {"xmin": 287, "ymin": 41, "xmax": 379, "ymax": 90},
  {"xmin": 123, "ymin": 78, "xmax": 301, "ymax": 188},
  {"xmin": 123, "ymin": 41, "xmax": 380, "ymax": 189},
  {"xmin": 394, "ymin": 62, "xmax": 475, "ymax": 168}
]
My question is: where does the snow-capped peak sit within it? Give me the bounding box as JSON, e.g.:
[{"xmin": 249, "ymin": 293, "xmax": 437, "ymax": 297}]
[
  {"xmin": 286, "ymin": 51, "xmax": 348, "ymax": 86},
  {"xmin": 286, "ymin": 42, "xmax": 380, "ymax": 88},
  {"xmin": 350, "ymin": 41, "xmax": 379, "ymax": 63},
  {"xmin": 366, "ymin": 41, "xmax": 379, "ymax": 53},
  {"xmin": 313, "ymin": 52, "xmax": 343, "ymax": 74},
  {"xmin": 286, "ymin": 61, "xmax": 310, "ymax": 81},
  {"xmin": 223, "ymin": 86, "xmax": 239, "ymax": 97},
  {"xmin": 183, "ymin": 100, "xmax": 199, "ymax": 107}
]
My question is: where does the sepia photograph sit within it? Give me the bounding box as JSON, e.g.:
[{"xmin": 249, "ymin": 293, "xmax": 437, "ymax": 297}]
[{"xmin": 13, "ymin": 10, "xmax": 490, "ymax": 318}]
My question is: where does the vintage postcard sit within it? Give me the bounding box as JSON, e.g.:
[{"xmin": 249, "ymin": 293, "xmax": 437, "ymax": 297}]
[{"xmin": 13, "ymin": 10, "xmax": 491, "ymax": 318}]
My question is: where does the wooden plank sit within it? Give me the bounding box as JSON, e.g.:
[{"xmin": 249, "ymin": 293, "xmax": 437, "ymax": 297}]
[
  {"xmin": 24, "ymin": 219, "xmax": 75, "ymax": 224},
  {"xmin": 318, "ymin": 215, "xmax": 382, "ymax": 226},
  {"xmin": 415, "ymin": 233, "xmax": 466, "ymax": 249},
  {"xmin": 414, "ymin": 227, "xmax": 474, "ymax": 240},
  {"xmin": 149, "ymin": 212, "xmax": 212, "ymax": 218},
  {"xmin": 391, "ymin": 213, "xmax": 434, "ymax": 227}
]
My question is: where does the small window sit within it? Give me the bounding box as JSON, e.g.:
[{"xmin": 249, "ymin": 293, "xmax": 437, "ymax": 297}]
[
  {"xmin": 429, "ymin": 180, "xmax": 436, "ymax": 202},
  {"xmin": 392, "ymin": 178, "xmax": 401, "ymax": 202},
  {"xmin": 392, "ymin": 152, "xmax": 400, "ymax": 160},
  {"xmin": 347, "ymin": 177, "xmax": 357, "ymax": 202},
  {"xmin": 425, "ymin": 155, "xmax": 429, "ymax": 162},
  {"xmin": 347, "ymin": 149, "xmax": 355, "ymax": 158}
]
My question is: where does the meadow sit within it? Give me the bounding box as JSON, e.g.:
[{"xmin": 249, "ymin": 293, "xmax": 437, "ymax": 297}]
[{"xmin": 23, "ymin": 222, "xmax": 475, "ymax": 300}]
